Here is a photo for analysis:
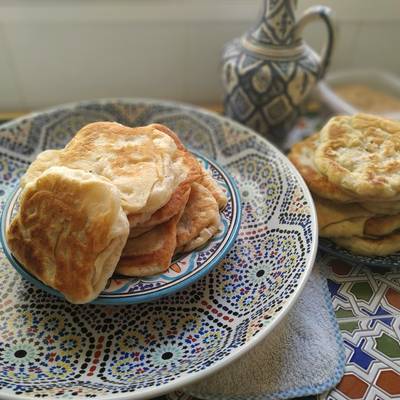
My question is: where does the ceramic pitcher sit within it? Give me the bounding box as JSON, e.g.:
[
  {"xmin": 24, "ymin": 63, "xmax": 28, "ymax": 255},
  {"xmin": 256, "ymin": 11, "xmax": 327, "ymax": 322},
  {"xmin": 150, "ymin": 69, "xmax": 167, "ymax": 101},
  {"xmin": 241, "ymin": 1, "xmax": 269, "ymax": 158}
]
[{"xmin": 222, "ymin": 0, "xmax": 334, "ymax": 145}]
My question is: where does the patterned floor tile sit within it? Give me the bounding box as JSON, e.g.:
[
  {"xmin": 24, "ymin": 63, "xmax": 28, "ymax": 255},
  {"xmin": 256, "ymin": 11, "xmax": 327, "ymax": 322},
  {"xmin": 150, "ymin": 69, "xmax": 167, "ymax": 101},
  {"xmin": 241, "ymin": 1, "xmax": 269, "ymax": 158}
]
[
  {"xmin": 162, "ymin": 257, "xmax": 400, "ymax": 400},
  {"xmin": 324, "ymin": 258, "xmax": 400, "ymax": 320},
  {"xmin": 319, "ymin": 255, "xmax": 400, "ymax": 400}
]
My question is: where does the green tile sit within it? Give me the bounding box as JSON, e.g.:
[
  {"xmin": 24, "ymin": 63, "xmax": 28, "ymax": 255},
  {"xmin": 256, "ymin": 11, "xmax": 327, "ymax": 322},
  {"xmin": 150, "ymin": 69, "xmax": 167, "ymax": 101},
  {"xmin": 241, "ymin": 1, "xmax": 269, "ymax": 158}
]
[
  {"xmin": 335, "ymin": 307, "xmax": 355, "ymax": 319},
  {"xmin": 376, "ymin": 333, "xmax": 400, "ymax": 358},
  {"xmin": 350, "ymin": 282, "xmax": 374, "ymax": 302},
  {"xmin": 339, "ymin": 321, "xmax": 359, "ymax": 333}
]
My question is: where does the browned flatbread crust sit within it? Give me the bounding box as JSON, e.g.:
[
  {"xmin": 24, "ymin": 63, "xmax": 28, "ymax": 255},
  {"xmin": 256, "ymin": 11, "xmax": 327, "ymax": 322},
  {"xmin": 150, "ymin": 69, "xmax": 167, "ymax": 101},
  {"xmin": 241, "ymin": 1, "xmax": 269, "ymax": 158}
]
[
  {"xmin": 7, "ymin": 167, "xmax": 129, "ymax": 304},
  {"xmin": 365, "ymin": 213, "xmax": 400, "ymax": 236},
  {"xmin": 116, "ymin": 190, "xmax": 190, "ymax": 277},
  {"xmin": 176, "ymin": 182, "xmax": 221, "ymax": 253},
  {"xmin": 314, "ymin": 196, "xmax": 372, "ymax": 238},
  {"xmin": 359, "ymin": 201, "xmax": 400, "ymax": 215},
  {"xmin": 314, "ymin": 114, "xmax": 400, "ymax": 199},
  {"xmin": 149, "ymin": 123, "xmax": 203, "ymax": 185},
  {"xmin": 288, "ymin": 133, "xmax": 356, "ymax": 203},
  {"xmin": 333, "ymin": 234, "xmax": 400, "ymax": 257},
  {"xmin": 12, "ymin": 122, "xmax": 227, "ymax": 298},
  {"xmin": 198, "ymin": 167, "xmax": 228, "ymax": 210},
  {"xmin": 128, "ymin": 183, "xmax": 191, "ymax": 236},
  {"xmin": 116, "ymin": 214, "xmax": 180, "ymax": 277},
  {"xmin": 22, "ymin": 122, "xmax": 194, "ymax": 216}
]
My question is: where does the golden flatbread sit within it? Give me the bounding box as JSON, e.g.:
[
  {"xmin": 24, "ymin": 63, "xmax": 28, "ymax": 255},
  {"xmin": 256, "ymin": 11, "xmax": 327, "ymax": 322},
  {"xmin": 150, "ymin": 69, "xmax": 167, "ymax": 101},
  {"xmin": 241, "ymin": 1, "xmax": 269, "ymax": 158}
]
[
  {"xmin": 365, "ymin": 213, "xmax": 400, "ymax": 237},
  {"xmin": 128, "ymin": 183, "xmax": 191, "ymax": 237},
  {"xmin": 320, "ymin": 217, "xmax": 370, "ymax": 238},
  {"xmin": 21, "ymin": 122, "xmax": 192, "ymax": 216},
  {"xmin": 360, "ymin": 201, "xmax": 400, "ymax": 215},
  {"xmin": 333, "ymin": 234, "xmax": 400, "ymax": 257},
  {"xmin": 176, "ymin": 182, "xmax": 221, "ymax": 253},
  {"xmin": 11, "ymin": 122, "xmax": 227, "ymax": 300},
  {"xmin": 149, "ymin": 123, "xmax": 203, "ymax": 185},
  {"xmin": 116, "ymin": 203, "xmax": 188, "ymax": 277},
  {"xmin": 314, "ymin": 196, "xmax": 373, "ymax": 238},
  {"xmin": 315, "ymin": 114, "xmax": 400, "ymax": 199},
  {"xmin": 20, "ymin": 149, "xmax": 61, "ymax": 188},
  {"xmin": 288, "ymin": 133, "xmax": 356, "ymax": 202},
  {"xmin": 7, "ymin": 166, "xmax": 129, "ymax": 304},
  {"xmin": 198, "ymin": 167, "xmax": 228, "ymax": 210}
]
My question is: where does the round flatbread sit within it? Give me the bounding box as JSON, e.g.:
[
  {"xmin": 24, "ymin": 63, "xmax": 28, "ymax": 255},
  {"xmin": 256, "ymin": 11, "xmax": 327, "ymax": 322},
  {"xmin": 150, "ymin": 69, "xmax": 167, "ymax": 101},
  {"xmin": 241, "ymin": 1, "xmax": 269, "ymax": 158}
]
[
  {"xmin": 176, "ymin": 182, "xmax": 221, "ymax": 253},
  {"xmin": 21, "ymin": 122, "xmax": 194, "ymax": 216},
  {"xmin": 314, "ymin": 114, "xmax": 400, "ymax": 199},
  {"xmin": 364, "ymin": 213, "xmax": 400, "ymax": 237},
  {"xmin": 7, "ymin": 166, "xmax": 129, "ymax": 304},
  {"xmin": 314, "ymin": 196, "xmax": 373, "ymax": 238},
  {"xmin": 20, "ymin": 149, "xmax": 61, "ymax": 188},
  {"xmin": 288, "ymin": 133, "xmax": 356, "ymax": 203},
  {"xmin": 360, "ymin": 201, "xmax": 400, "ymax": 215},
  {"xmin": 198, "ymin": 167, "xmax": 228, "ymax": 210},
  {"xmin": 117, "ymin": 210, "xmax": 185, "ymax": 277},
  {"xmin": 333, "ymin": 234, "xmax": 400, "ymax": 257},
  {"xmin": 128, "ymin": 183, "xmax": 191, "ymax": 236}
]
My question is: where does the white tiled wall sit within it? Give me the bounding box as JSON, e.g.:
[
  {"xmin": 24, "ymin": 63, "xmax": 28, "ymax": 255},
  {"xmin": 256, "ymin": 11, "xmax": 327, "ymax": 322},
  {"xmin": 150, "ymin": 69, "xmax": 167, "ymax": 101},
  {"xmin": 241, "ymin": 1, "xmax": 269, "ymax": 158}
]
[
  {"xmin": 2, "ymin": 21, "xmax": 188, "ymax": 108},
  {"xmin": 0, "ymin": 25, "xmax": 25, "ymax": 110},
  {"xmin": 0, "ymin": 0, "xmax": 399, "ymax": 111},
  {"xmin": 301, "ymin": 20, "xmax": 400, "ymax": 74}
]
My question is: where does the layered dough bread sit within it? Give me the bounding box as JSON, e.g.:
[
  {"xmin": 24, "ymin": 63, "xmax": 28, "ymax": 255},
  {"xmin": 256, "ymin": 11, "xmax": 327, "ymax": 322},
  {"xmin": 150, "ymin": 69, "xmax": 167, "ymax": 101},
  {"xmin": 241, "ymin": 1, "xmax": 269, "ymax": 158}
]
[
  {"xmin": 118, "ymin": 179, "xmax": 226, "ymax": 275},
  {"xmin": 288, "ymin": 113, "xmax": 400, "ymax": 257},
  {"xmin": 289, "ymin": 133, "xmax": 357, "ymax": 203},
  {"xmin": 7, "ymin": 122, "xmax": 227, "ymax": 303},
  {"xmin": 176, "ymin": 182, "xmax": 222, "ymax": 253},
  {"xmin": 117, "ymin": 209, "xmax": 186, "ymax": 277},
  {"xmin": 7, "ymin": 167, "xmax": 129, "ymax": 304},
  {"xmin": 315, "ymin": 114, "xmax": 400, "ymax": 199},
  {"xmin": 333, "ymin": 234, "xmax": 400, "ymax": 257},
  {"xmin": 128, "ymin": 182, "xmax": 191, "ymax": 237},
  {"xmin": 314, "ymin": 196, "xmax": 373, "ymax": 238},
  {"xmin": 21, "ymin": 122, "xmax": 201, "ymax": 217}
]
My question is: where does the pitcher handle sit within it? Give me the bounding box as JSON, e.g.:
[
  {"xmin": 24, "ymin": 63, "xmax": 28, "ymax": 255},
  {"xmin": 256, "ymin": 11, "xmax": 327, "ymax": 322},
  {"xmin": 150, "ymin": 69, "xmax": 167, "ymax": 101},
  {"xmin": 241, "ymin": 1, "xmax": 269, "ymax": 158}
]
[{"xmin": 293, "ymin": 5, "xmax": 335, "ymax": 79}]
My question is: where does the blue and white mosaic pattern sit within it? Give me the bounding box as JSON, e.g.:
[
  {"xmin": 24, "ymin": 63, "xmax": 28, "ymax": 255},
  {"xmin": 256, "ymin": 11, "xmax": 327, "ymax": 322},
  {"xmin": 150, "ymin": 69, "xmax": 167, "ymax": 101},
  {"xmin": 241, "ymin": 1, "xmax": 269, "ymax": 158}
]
[{"xmin": 0, "ymin": 99, "xmax": 317, "ymax": 398}]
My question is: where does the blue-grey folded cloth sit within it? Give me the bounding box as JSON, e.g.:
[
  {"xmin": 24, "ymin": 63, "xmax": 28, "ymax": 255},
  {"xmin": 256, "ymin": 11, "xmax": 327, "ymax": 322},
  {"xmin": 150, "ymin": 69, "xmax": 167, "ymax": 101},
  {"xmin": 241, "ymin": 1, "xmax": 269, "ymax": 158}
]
[{"xmin": 170, "ymin": 257, "xmax": 344, "ymax": 400}]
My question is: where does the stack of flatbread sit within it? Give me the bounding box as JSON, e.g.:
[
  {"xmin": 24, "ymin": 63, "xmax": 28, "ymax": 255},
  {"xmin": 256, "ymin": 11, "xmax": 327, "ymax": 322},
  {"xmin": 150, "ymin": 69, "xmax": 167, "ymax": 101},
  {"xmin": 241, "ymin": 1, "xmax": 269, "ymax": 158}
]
[
  {"xmin": 6, "ymin": 122, "xmax": 227, "ymax": 304},
  {"xmin": 289, "ymin": 113, "xmax": 400, "ymax": 257}
]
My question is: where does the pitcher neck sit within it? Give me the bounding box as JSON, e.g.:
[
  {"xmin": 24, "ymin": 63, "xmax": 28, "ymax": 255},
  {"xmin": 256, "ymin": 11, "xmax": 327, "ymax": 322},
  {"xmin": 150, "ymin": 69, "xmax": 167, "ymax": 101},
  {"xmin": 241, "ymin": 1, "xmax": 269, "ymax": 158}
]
[{"xmin": 248, "ymin": 0, "xmax": 299, "ymax": 46}]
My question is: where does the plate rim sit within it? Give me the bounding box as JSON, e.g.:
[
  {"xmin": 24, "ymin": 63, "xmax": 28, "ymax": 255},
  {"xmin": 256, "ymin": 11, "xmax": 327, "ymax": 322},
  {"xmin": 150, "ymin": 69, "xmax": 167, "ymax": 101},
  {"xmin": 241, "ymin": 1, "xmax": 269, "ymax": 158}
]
[
  {"xmin": 0, "ymin": 151, "xmax": 242, "ymax": 305},
  {"xmin": 0, "ymin": 97, "xmax": 318, "ymax": 400}
]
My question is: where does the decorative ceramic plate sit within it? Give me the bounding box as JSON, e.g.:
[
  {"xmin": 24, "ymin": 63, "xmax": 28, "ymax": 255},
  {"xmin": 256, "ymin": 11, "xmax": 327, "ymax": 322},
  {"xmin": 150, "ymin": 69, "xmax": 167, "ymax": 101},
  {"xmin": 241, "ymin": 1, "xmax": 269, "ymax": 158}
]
[
  {"xmin": 0, "ymin": 152, "xmax": 241, "ymax": 305},
  {"xmin": 319, "ymin": 238, "xmax": 400, "ymax": 268},
  {"xmin": 0, "ymin": 99, "xmax": 317, "ymax": 399}
]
